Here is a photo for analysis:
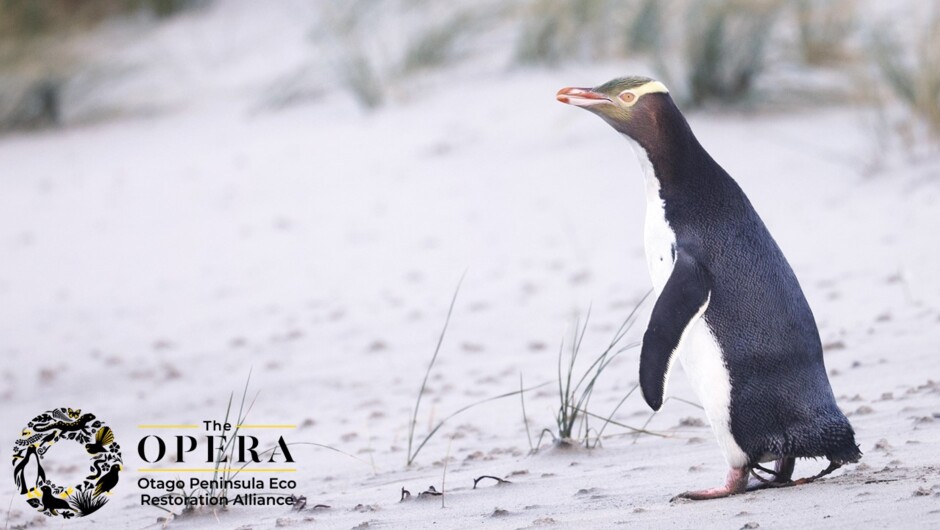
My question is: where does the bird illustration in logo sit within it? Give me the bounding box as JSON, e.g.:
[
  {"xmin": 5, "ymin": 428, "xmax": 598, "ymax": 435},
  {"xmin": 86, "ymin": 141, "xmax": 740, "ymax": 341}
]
[
  {"xmin": 93, "ymin": 464, "xmax": 120, "ymax": 497},
  {"xmin": 84, "ymin": 427, "xmax": 114, "ymax": 455},
  {"xmin": 12, "ymin": 445, "xmax": 45, "ymax": 495},
  {"xmin": 40, "ymin": 485, "xmax": 72, "ymax": 516}
]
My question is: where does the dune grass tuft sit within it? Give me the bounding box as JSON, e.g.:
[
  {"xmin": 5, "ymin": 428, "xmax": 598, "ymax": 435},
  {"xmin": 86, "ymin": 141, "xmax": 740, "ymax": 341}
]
[
  {"xmin": 793, "ymin": 0, "xmax": 857, "ymax": 67},
  {"xmin": 626, "ymin": 0, "xmax": 663, "ymax": 54},
  {"xmin": 406, "ymin": 276, "xmax": 464, "ymax": 466},
  {"xmin": 870, "ymin": 6, "xmax": 940, "ymax": 144},
  {"xmin": 554, "ymin": 300, "xmax": 642, "ymax": 445},
  {"xmin": 514, "ymin": 0, "xmax": 617, "ymax": 66},
  {"xmin": 681, "ymin": 0, "xmax": 782, "ymax": 107},
  {"xmin": 401, "ymin": 12, "xmax": 475, "ymax": 75},
  {"xmin": 530, "ymin": 291, "xmax": 659, "ymax": 450},
  {"xmin": 0, "ymin": 0, "xmax": 201, "ymax": 131}
]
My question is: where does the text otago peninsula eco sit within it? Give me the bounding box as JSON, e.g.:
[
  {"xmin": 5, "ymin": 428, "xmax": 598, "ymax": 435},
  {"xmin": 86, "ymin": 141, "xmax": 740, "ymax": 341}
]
[{"xmin": 137, "ymin": 420, "xmax": 298, "ymax": 508}]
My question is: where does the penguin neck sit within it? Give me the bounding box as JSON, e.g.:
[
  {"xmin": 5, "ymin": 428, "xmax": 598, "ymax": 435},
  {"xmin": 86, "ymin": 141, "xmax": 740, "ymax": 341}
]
[{"xmin": 623, "ymin": 110, "xmax": 709, "ymax": 199}]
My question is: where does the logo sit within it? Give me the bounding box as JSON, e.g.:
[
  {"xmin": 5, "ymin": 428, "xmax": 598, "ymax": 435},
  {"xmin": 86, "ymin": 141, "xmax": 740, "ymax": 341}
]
[
  {"xmin": 11, "ymin": 408, "xmax": 122, "ymax": 519},
  {"xmin": 136, "ymin": 420, "xmax": 299, "ymax": 509}
]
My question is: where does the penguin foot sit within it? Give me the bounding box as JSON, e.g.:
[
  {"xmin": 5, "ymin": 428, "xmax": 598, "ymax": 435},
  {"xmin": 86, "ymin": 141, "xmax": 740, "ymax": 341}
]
[
  {"xmin": 748, "ymin": 458, "xmax": 843, "ymax": 491},
  {"xmin": 671, "ymin": 466, "xmax": 749, "ymax": 501},
  {"xmin": 674, "ymin": 459, "xmax": 842, "ymax": 501},
  {"xmin": 793, "ymin": 460, "xmax": 841, "ymax": 485},
  {"xmin": 747, "ymin": 457, "xmax": 797, "ymax": 490}
]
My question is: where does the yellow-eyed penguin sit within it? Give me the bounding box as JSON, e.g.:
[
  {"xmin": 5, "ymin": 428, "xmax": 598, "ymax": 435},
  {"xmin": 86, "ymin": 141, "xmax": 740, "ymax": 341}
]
[{"xmin": 557, "ymin": 77, "xmax": 860, "ymax": 500}]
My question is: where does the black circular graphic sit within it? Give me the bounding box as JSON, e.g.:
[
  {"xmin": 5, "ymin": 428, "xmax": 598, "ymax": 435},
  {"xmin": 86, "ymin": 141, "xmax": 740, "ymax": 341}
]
[{"xmin": 11, "ymin": 408, "xmax": 122, "ymax": 519}]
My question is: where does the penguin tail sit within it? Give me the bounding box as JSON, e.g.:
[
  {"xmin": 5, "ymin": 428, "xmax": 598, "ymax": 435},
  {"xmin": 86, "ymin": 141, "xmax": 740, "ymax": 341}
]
[
  {"xmin": 816, "ymin": 412, "xmax": 862, "ymax": 465},
  {"xmin": 829, "ymin": 442, "xmax": 862, "ymax": 465}
]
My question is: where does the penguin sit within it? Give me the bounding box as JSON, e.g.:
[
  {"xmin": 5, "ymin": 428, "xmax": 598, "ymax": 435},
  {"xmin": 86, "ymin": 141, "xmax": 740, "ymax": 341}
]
[
  {"xmin": 557, "ymin": 76, "xmax": 860, "ymax": 500},
  {"xmin": 12, "ymin": 445, "xmax": 45, "ymax": 494}
]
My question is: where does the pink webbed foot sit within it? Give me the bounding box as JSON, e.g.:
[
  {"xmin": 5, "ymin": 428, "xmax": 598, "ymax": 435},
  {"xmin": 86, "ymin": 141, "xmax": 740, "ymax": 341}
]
[
  {"xmin": 671, "ymin": 466, "xmax": 749, "ymax": 501},
  {"xmin": 673, "ymin": 459, "xmax": 842, "ymax": 501}
]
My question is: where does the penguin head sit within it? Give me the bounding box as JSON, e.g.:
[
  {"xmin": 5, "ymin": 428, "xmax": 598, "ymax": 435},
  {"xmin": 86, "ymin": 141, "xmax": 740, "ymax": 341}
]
[{"xmin": 557, "ymin": 76, "xmax": 671, "ymax": 139}]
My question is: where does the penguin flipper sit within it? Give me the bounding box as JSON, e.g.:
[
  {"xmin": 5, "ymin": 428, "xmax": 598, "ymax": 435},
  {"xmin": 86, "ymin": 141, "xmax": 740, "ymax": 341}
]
[{"xmin": 640, "ymin": 249, "xmax": 712, "ymax": 411}]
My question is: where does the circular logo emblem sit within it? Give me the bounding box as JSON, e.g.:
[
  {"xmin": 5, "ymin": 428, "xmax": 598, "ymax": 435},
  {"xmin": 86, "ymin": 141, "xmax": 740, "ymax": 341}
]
[{"xmin": 11, "ymin": 408, "xmax": 122, "ymax": 519}]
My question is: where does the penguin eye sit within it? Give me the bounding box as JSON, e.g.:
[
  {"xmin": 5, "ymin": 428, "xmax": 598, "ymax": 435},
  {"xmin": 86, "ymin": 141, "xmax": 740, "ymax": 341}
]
[{"xmin": 619, "ymin": 91, "xmax": 637, "ymax": 105}]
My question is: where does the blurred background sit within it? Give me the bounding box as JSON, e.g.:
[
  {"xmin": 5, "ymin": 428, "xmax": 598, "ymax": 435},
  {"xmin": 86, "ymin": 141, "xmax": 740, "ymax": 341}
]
[{"xmin": 0, "ymin": 0, "xmax": 938, "ymax": 144}]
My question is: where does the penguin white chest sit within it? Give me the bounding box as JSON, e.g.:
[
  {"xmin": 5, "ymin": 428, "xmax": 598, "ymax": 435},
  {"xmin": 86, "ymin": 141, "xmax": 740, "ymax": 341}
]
[
  {"xmin": 643, "ymin": 185, "xmax": 676, "ymax": 292},
  {"xmin": 623, "ymin": 137, "xmax": 676, "ymax": 291}
]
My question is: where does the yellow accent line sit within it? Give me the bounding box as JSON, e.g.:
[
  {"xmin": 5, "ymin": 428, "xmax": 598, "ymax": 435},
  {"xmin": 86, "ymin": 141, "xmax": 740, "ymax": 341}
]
[
  {"xmin": 236, "ymin": 424, "xmax": 297, "ymax": 429},
  {"xmin": 138, "ymin": 468, "xmax": 296, "ymax": 473},
  {"xmin": 137, "ymin": 425, "xmax": 200, "ymax": 429}
]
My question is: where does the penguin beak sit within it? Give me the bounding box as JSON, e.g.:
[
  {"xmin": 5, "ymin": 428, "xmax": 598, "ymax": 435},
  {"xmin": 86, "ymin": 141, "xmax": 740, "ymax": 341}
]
[{"xmin": 556, "ymin": 87, "xmax": 612, "ymax": 107}]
